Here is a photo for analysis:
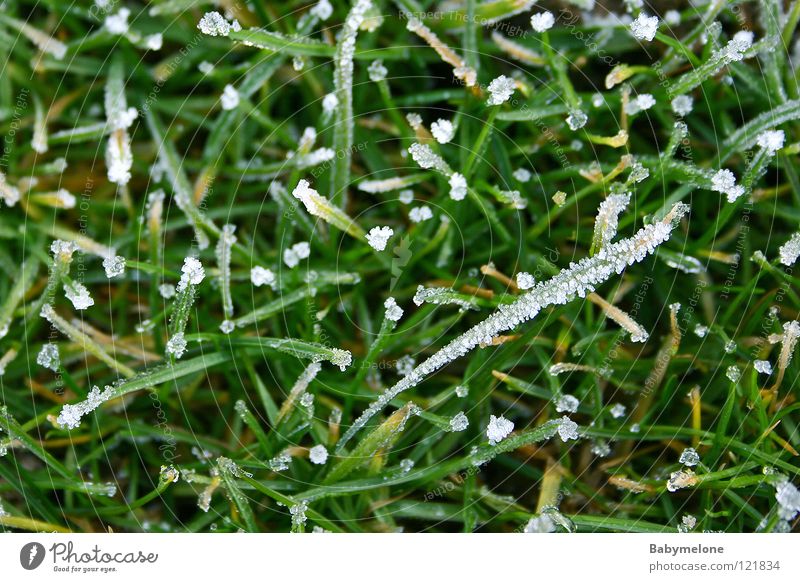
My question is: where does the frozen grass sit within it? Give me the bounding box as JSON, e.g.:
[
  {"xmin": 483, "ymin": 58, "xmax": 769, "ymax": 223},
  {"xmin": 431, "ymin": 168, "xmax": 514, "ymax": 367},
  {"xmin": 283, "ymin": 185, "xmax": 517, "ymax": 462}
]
[{"xmin": 0, "ymin": 0, "xmax": 799, "ymax": 534}]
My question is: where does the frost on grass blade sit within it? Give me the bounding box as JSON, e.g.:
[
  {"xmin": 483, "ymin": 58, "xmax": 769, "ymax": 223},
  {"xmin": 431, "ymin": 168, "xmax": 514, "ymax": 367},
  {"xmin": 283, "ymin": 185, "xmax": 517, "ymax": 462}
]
[
  {"xmin": 57, "ymin": 385, "xmax": 114, "ymax": 430},
  {"xmin": 779, "ymin": 233, "xmax": 800, "ymax": 266},
  {"xmin": 338, "ymin": 203, "xmax": 689, "ymax": 451},
  {"xmin": 405, "ymin": 16, "xmax": 476, "ymax": 87},
  {"xmin": 167, "ymin": 258, "xmax": 206, "ymax": 359},
  {"xmin": 197, "ymin": 11, "xmax": 241, "ymax": 37},
  {"xmin": 487, "ymin": 75, "xmax": 516, "ymax": 106},
  {"xmin": 486, "ymin": 415, "xmax": 514, "ymax": 445},
  {"xmin": 630, "ymin": 13, "xmax": 659, "ymax": 42},
  {"xmin": 365, "ymin": 226, "xmax": 393, "ymax": 251},
  {"xmin": 292, "ymin": 179, "xmax": 365, "ymax": 238},
  {"xmin": 36, "ymin": 343, "xmax": 60, "ymax": 372}
]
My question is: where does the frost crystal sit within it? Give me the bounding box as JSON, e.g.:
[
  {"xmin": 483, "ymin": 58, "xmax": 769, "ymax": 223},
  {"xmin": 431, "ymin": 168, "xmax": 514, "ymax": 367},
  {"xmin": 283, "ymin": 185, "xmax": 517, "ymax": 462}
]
[
  {"xmin": 779, "ymin": 232, "xmax": 800, "ymax": 266},
  {"xmin": 310, "ymin": 0, "xmax": 334, "ymax": 20},
  {"xmin": 399, "ymin": 458, "xmax": 415, "ymax": 472},
  {"xmin": 664, "ymin": 10, "xmax": 681, "ymax": 26},
  {"xmin": 624, "ymin": 93, "xmax": 656, "ymax": 115},
  {"xmin": 710, "ymin": 169, "xmax": 745, "ymax": 203},
  {"xmin": 409, "ymin": 206, "xmax": 433, "ymax": 223},
  {"xmin": 366, "ymin": 226, "xmax": 393, "ymax": 251},
  {"xmin": 556, "ymin": 394, "xmax": 579, "ymax": 413},
  {"xmin": 455, "ymin": 385, "xmax": 469, "ymax": 398},
  {"xmin": 486, "ymin": 415, "xmax": 514, "ymax": 445},
  {"xmin": 671, "ymin": 95, "xmax": 693, "ymax": 116},
  {"xmin": 630, "ymin": 13, "xmax": 658, "ymax": 42},
  {"xmin": 384, "ymin": 297, "xmax": 403, "ymax": 322},
  {"xmin": 284, "ymin": 242, "xmax": 310, "ymax": 268},
  {"xmin": 516, "ymin": 272, "xmax": 535, "ymax": 290},
  {"xmin": 450, "ymin": 412, "xmax": 469, "ymax": 432},
  {"xmin": 726, "ymin": 365, "xmax": 741, "ymax": 382},
  {"xmin": 322, "ymin": 93, "xmax": 338, "ymax": 113},
  {"xmin": 146, "ymin": 34, "xmax": 163, "ymax": 51},
  {"xmin": 524, "ymin": 514, "xmax": 556, "ymax": 533},
  {"xmin": 309, "ymin": 444, "xmax": 329, "ymax": 465},
  {"xmin": 667, "ymin": 469, "xmax": 696, "ymax": 492},
  {"xmin": 220, "ymin": 320, "xmax": 235, "ymax": 334},
  {"xmin": 753, "ymin": 359, "xmax": 772, "ymax": 374},
  {"xmin": 513, "ymin": 168, "xmax": 531, "ymax": 183},
  {"xmin": 159, "ymin": 284, "xmax": 175, "ymax": 299},
  {"xmin": 57, "ymin": 385, "xmax": 114, "ymax": 430},
  {"xmin": 609, "ymin": 403, "xmax": 627, "ymax": 418},
  {"xmin": 693, "ymin": 324, "xmax": 708, "ymax": 337},
  {"xmin": 756, "ymin": 130, "xmax": 785, "ymax": 154},
  {"xmin": 36, "ymin": 343, "xmax": 60, "ymax": 371},
  {"xmin": 65, "ymin": 282, "xmax": 94, "ymax": 310},
  {"xmin": 408, "ymin": 143, "xmax": 450, "ymax": 174},
  {"xmin": 566, "ymin": 109, "xmax": 588, "ymax": 130},
  {"xmin": 775, "ymin": 481, "xmax": 800, "ymax": 521},
  {"xmin": 198, "ymin": 61, "xmax": 214, "ymax": 75},
  {"xmin": 166, "ymin": 332, "xmax": 187, "ymax": 358},
  {"xmin": 102, "ymin": 255, "xmax": 125, "ymax": 278},
  {"xmin": 198, "ymin": 11, "xmax": 239, "ymax": 37},
  {"xmin": 105, "ymin": 8, "xmax": 130, "ymax": 34},
  {"xmin": 430, "ymin": 119, "xmax": 455, "ymax": 144},
  {"xmin": 396, "ymin": 355, "xmax": 415, "ymax": 377},
  {"xmin": 448, "ymin": 172, "xmax": 467, "ymax": 201},
  {"xmin": 557, "ymin": 416, "xmax": 579, "ymax": 442},
  {"xmin": 250, "ymin": 266, "xmax": 276, "ymax": 288},
  {"xmin": 487, "ymin": 76, "xmax": 516, "ymax": 105},
  {"xmin": 530, "ymin": 11, "xmax": 555, "ymax": 33},
  {"xmin": 220, "ymin": 84, "xmax": 240, "ymax": 110},
  {"xmin": 269, "ymin": 451, "xmax": 292, "ymax": 472},
  {"xmin": 367, "ymin": 60, "xmax": 387, "ymax": 82},
  {"xmin": 399, "ymin": 190, "xmax": 414, "ymax": 204},
  {"xmin": 178, "ymin": 257, "xmax": 205, "ymax": 291},
  {"xmin": 679, "ymin": 447, "xmax": 700, "ymax": 467}
]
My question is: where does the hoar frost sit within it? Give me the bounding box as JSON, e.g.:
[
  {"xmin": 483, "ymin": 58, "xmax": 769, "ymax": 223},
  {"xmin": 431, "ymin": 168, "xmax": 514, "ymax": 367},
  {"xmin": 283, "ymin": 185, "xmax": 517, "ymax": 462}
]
[
  {"xmin": 557, "ymin": 416, "xmax": 579, "ymax": 442},
  {"xmin": 710, "ymin": 169, "xmax": 745, "ymax": 203},
  {"xmin": 430, "ymin": 119, "xmax": 455, "ymax": 144},
  {"xmin": 450, "ymin": 412, "xmax": 469, "ymax": 432},
  {"xmin": 366, "ymin": 226, "xmax": 393, "ymax": 251},
  {"xmin": 309, "ymin": 444, "xmax": 329, "ymax": 465},
  {"xmin": 630, "ymin": 13, "xmax": 658, "ymax": 42},
  {"xmin": 384, "ymin": 297, "xmax": 403, "ymax": 322},
  {"xmin": 102, "ymin": 255, "xmax": 125, "ymax": 278},
  {"xmin": 250, "ymin": 266, "xmax": 276, "ymax": 288},
  {"xmin": 57, "ymin": 385, "xmax": 114, "ymax": 430},
  {"xmin": 487, "ymin": 76, "xmax": 516, "ymax": 105},
  {"xmin": 679, "ymin": 447, "xmax": 700, "ymax": 467},
  {"xmin": 609, "ymin": 403, "xmax": 627, "ymax": 418},
  {"xmin": 516, "ymin": 272, "xmax": 535, "ymax": 290},
  {"xmin": 779, "ymin": 233, "xmax": 800, "ymax": 266},
  {"xmin": 409, "ymin": 206, "xmax": 433, "ymax": 223},
  {"xmin": 486, "ymin": 415, "xmax": 514, "ymax": 445},
  {"xmin": 36, "ymin": 343, "xmax": 60, "ymax": 371},
  {"xmin": 671, "ymin": 95, "xmax": 693, "ymax": 116},
  {"xmin": 220, "ymin": 85, "xmax": 240, "ymax": 110},
  {"xmin": 449, "ymin": 173, "xmax": 467, "ymax": 201},
  {"xmin": 556, "ymin": 394, "xmax": 579, "ymax": 413},
  {"xmin": 754, "ymin": 360, "xmax": 773, "ymax": 375},
  {"xmin": 198, "ymin": 11, "xmax": 241, "ymax": 37},
  {"xmin": 530, "ymin": 11, "xmax": 555, "ymax": 33}
]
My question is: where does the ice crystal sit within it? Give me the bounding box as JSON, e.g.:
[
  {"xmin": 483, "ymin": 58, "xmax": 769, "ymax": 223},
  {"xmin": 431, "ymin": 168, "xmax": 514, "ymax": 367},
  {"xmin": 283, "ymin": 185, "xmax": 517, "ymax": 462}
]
[
  {"xmin": 367, "ymin": 59, "xmax": 387, "ymax": 82},
  {"xmin": 516, "ymin": 272, "xmax": 535, "ymax": 290},
  {"xmin": 487, "ymin": 75, "xmax": 516, "ymax": 106},
  {"xmin": 530, "ymin": 11, "xmax": 555, "ymax": 33},
  {"xmin": 384, "ymin": 297, "xmax": 403, "ymax": 322},
  {"xmin": 250, "ymin": 266, "xmax": 276, "ymax": 288},
  {"xmin": 679, "ymin": 447, "xmax": 700, "ymax": 467},
  {"xmin": 220, "ymin": 84, "xmax": 240, "ymax": 110},
  {"xmin": 322, "ymin": 92, "xmax": 338, "ymax": 113},
  {"xmin": 269, "ymin": 451, "xmax": 292, "ymax": 472},
  {"xmin": 106, "ymin": 129, "xmax": 132, "ymax": 185},
  {"xmin": 339, "ymin": 204, "xmax": 690, "ymax": 449},
  {"xmin": 671, "ymin": 95, "xmax": 693, "ymax": 116},
  {"xmin": 198, "ymin": 11, "xmax": 239, "ymax": 36},
  {"xmin": 57, "ymin": 385, "xmax": 114, "ymax": 430},
  {"xmin": 396, "ymin": 355, "xmax": 415, "ymax": 377},
  {"xmin": 486, "ymin": 415, "xmax": 514, "ymax": 445},
  {"xmin": 724, "ymin": 340, "xmax": 737, "ymax": 353},
  {"xmin": 609, "ymin": 403, "xmax": 627, "ymax": 419},
  {"xmin": 630, "ymin": 13, "xmax": 658, "ymax": 42},
  {"xmin": 309, "ymin": 444, "xmax": 329, "ymax": 465},
  {"xmin": 556, "ymin": 394, "xmax": 579, "ymax": 413},
  {"xmin": 726, "ymin": 365, "xmax": 741, "ymax": 382},
  {"xmin": 166, "ymin": 332, "xmax": 187, "ymax": 358},
  {"xmin": 310, "ymin": 0, "xmax": 334, "ymax": 21},
  {"xmin": 450, "ymin": 412, "xmax": 469, "ymax": 432},
  {"xmin": 219, "ymin": 320, "xmax": 234, "ymax": 334},
  {"xmin": 284, "ymin": 242, "xmax": 310, "ymax": 268},
  {"xmin": 694, "ymin": 324, "xmax": 708, "ymax": 337},
  {"xmin": 408, "ymin": 143, "xmax": 450, "ymax": 174},
  {"xmin": 65, "ymin": 282, "xmax": 94, "ymax": 310},
  {"xmin": 710, "ymin": 169, "xmax": 745, "ymax": 203},
  {"xmin": 593, "ymin": 192, "xmax": 630, "ymax": 249},
  {"xmin": 102, "ymin": 255, "xmax": 125, "ymax": 278},
  {"xmin": 448, "ymin": 172, "xmax": 467, "ymax": 201},
  {"xmin": 667, "ymin": 469, "xmax": 696, "ymax": 492},
  {"xmin": 455, "ymin": 385, "xmax": 469, "ymax": 398},
  {"xmin": 399, "ymin": 190, "xmax": 414, "ymax": 204},
  {"xmin": 431, "ymin": 119, "xmax": 455, "ymax": 144},
  {"xmin": 664, "ymin": 10, "xmax": 681, "ymax": 26},
  {"xmin": 366, "ymin": 226, "xmax": 393, "ymax": 251},
  {"xmin": 524, "ymin": 514, "xmax": 556, "ymax": 533},
  {"xmin": 36, "ymin": 343, "xmax": 60, "ymax": 371},
  {"xmin": 105, "ymin": 8, "xmax": 130, "ymax": 34},
  {"xmin": 557, "ymin": 416, "xmax": 579, "ymax": 442},
  {"xmin": 775, "ymin": 481, "xmax": 800, "ymax": 521},
  {"xmin": 409, "ymin": 206, "xmax": 433, "ymax": 223},
  {"xmin": 159, "ymin": 284, "xmax": 175, "ymax": 299},
  {"xmin": 778, "ymin": 232, "xmax": 800, "ymax": 266},
  {"xmin": 756, "ymin": 130, "xmax": 785, "ymax": 154},
  {"xmin": 145, "ymin": 33, "xmax": 163, "ymax": 50},
  {"xmin": 198, "ymin": 61, "xmax": 214, "ymax": 75},
  {"xmin": 178, "ymin": 257, "xmax": 205, "ymax": 291},
  {"xmin": 513, "ymin": 168, "xmax": 531, "ymax": 183},
  {"xmin": 591, "ymin": 441, "xmax": 611, "ymax": 457},
  {"xmin": 566, "ymin": 109, "xmax": 587, "ymax": 130},
  {"xmin": 754, "ymin": 360, "xmax": 773, "ymax": 375},
  {"xmin": 624, "ymin": 93, "xmax": 656, "ymax": 115}
]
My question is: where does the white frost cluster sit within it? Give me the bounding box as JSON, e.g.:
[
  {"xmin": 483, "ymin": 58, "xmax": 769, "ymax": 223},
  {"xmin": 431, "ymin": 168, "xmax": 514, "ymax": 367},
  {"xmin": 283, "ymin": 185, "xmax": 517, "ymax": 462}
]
[
  {"xmin": 367, "ymin": 59, "xmax": 387, "ymax": 82},
  {"xmin": 408, "ymin": 143, "xmax": 450, "ymax": 174},
  {"xmin": 309, "ymin": 444, "xmax": 329, "ymax": 465},
  {"xmin": 310, "ymin": 0, "xmax": 334, "ymax": 21},
  {"xmin": 166, "ymin": 332, "xmax": 188, "ymax": 358},
  {"xmin": 513, "ymin": 168, "xmax": 531, "ymax": 183},
  {"xmin": 409, "ymin": 206, "xmax": 433, "ymax": 223},
  {"xmin": 450, "ymin": 412, "xmax": 469, "ymax": 432},
  {"xmin": 322, "ymin": 93, "xmax": 338, "ymax": 114},
  {"xmin": 430, "ymin": 119, "xmax": 455, "ymax": 144},
  {"xmin": 775, "ymin": 480, "xmax": 800, "ymax": 521},
  {"xmin": 610, "ymin": 403, "xmax": 627, "ymax": 418},
  {"xmin": 516, "ymin": 272, "xmax": 535, "ymax": 290},
  {"xmin": 756, "ymin": 130, "xmax": 785, "ymax": 154},
  {"xmin": 664, "ymin": 10, "xmax": 681, "ymax": 26},
  {"xmin": 57, "ymin": 385, "xmax": 114, "ymax": 430},
  {"xmin": 671, "ymin": 95, "xmax": 693, "ymax": 116},
  {"xmin": 366, "ymin": 226, "xmax": 393, "ymax": 251},
  {"xmin": 36, "ymin": 343, "xmax": 60, "ymax": 371},
  {"xmin": 178, "ymin": 257, "xmax": 205, "ymax": 291},
  {"xmin": 283, "ymin": 242, "xmax": 310, "ymax": 268},
  {"xmin": 449, "ymin": 172, "xmax": 467, "ymax": 201},
  {"xmin": 530, "ymin": 11, "xmax": 555, "ymax": 33},
  {"xmin": 630, "ymin": 13, "xmax": 658, "ymax": 42},
  {"xmin": 524, "ymin": 514, "xmax": 556, "ymax": 533},
  {"xmin": 250, "ymin": 266, "xmax": 276, "ymax": 288},
  {"xmin": 384, "ymin": 297, "xmax": 403, "ymax": 322},
  {"xmin": 220, "ymin": 84, "xmax": 240, "ymax": 110},
  {"xmin": 779, "ymin": 233, "xmax": 800, "ymax": 266},
  {"xmin": 710, "ymin": 169, "xmax": 745, "ymax": 203},
  {"xmin": 556, "ymin": 394, "xmax": 579, "ymax": 413},
  {"xmin": 65, "ymin": 282, "xmax": 94, "ymax": 310},
  {"xmin": 197, "ymin": 11, "xmax": 241, "ymax": 37},
  {"xmin": 102, "ymin": 255, "xmax": 125, "ymax": 278},
  {"xmin": 624, "ymin": 93, "xmax": 656, "ymax": 115},
  {"xmin": 754, "ymin": 359, "xmax": 773, "ymax": 374},
  {"xmin": 105, "ymin": 8, "xmax": 130, "ymax": 35},
  {"xmin": 487, "ymin": 75, "xmax": 516, "ymax": 105},
  {"xmin": 557, "ymin": 416, "xmax": 579, "ymax": 442},
  {"xmin": 679, "ymin": 447, "xmax": 700, "ymax": 467},
  {"xmin": 486, "ymin": 415, "xmax": 514, "ymax": 445}
]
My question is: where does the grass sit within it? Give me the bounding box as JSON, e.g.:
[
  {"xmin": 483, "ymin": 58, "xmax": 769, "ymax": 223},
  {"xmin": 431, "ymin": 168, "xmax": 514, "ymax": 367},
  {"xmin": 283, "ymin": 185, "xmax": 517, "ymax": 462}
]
[{"xmin": 0, "ymin": 0, "xmax": 799, "ymax": 534}]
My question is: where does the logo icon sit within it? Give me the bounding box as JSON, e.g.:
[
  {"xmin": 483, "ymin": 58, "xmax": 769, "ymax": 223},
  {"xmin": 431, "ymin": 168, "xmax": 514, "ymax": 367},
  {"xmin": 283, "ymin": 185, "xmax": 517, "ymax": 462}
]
[{"xmin": 20, "ymin": 542, "xmax": 46, "ymax": 570}]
